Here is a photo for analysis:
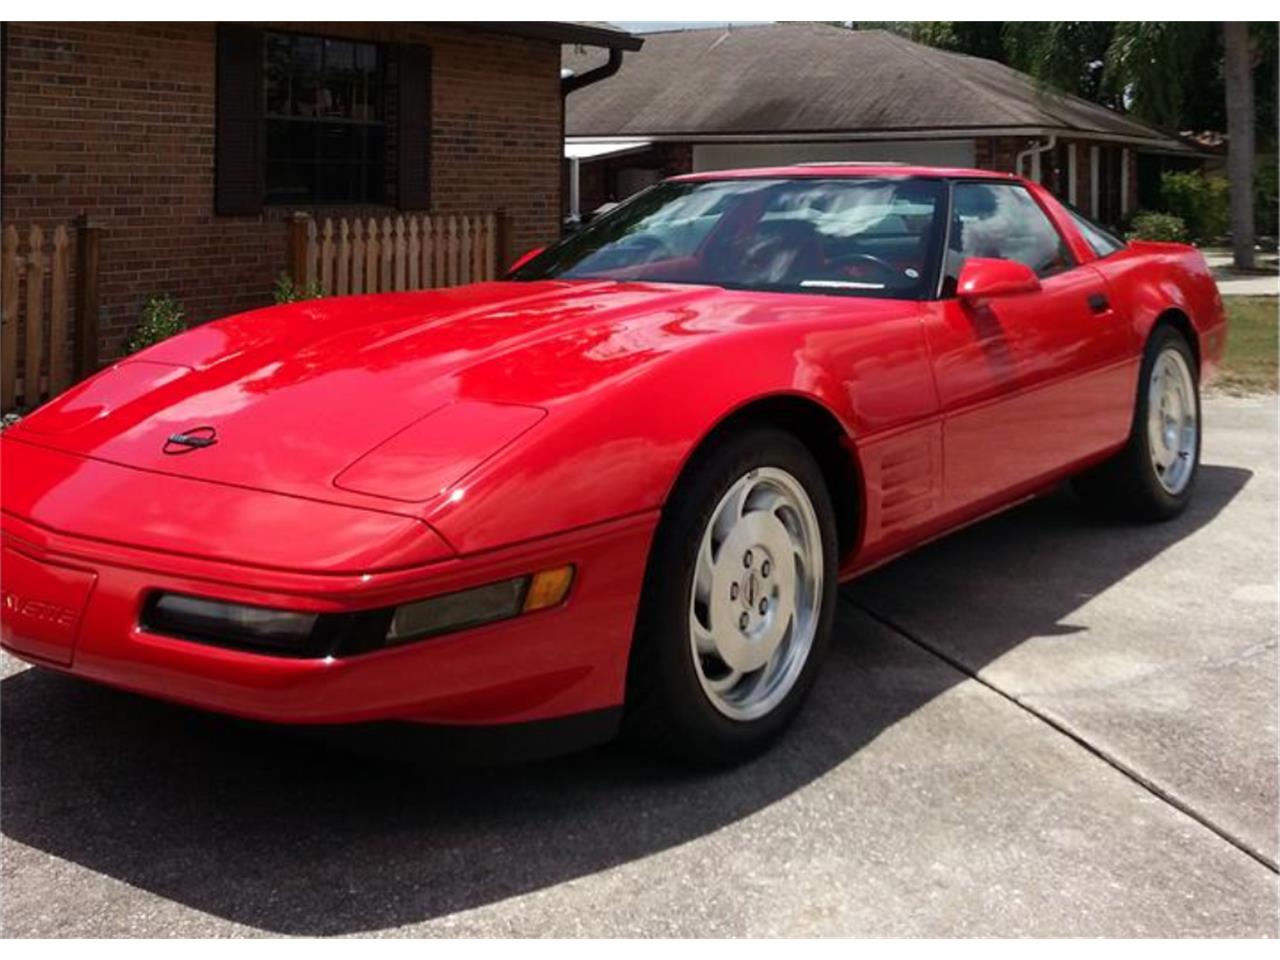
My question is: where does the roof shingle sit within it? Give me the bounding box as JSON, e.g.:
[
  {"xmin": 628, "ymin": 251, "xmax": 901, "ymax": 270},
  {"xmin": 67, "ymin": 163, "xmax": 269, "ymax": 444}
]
[{"xmin": 564, "ymin": 23, "xmax": 1192, "ymax": 152}]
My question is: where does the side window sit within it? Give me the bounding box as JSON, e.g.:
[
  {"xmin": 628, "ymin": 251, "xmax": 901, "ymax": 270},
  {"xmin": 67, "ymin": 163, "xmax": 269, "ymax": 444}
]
[
  {"xmin": 945, "ymin": 182, "xmax": 1075, "ymax": 291},
  {"xmin": 1067, "ymin": 208, "xmax": 1127, "ymax": 259}
]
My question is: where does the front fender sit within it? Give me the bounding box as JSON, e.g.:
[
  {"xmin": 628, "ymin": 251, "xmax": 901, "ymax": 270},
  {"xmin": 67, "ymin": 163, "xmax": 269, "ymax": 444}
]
[{"xmin": 423, "ymin": 301, "xmax": 936, "ymax": 556}]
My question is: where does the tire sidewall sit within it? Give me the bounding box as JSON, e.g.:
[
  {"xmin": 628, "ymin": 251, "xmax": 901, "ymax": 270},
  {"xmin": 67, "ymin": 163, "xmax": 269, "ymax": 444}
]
[
  {"xmin": 1133, "ymin": 326, "xmax": 1201, "ymax": 517},
  {"xmin": 634, "ymin": 427, "xmax": 839, "ymax": 760}
]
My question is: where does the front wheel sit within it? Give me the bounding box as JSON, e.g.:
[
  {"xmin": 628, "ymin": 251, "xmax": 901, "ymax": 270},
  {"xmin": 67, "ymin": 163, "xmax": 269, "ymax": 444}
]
[
  {"xmin": 624, "ymin": 428, "xmax": 838, "ymax": 765},
  {"xmin": 1073, "ymin": 325, "xmax": 1201, "ymax": 521}
]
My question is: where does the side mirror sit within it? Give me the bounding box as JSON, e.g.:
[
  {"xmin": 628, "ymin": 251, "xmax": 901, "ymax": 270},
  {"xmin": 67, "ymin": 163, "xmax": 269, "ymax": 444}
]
[
  {"xmin": 508, "ymin": 246, "xmax": 545, "ymax": 273},
  {"xmin": 957, "ymin": 258, "xmax": 1041, "ymax": 302}
]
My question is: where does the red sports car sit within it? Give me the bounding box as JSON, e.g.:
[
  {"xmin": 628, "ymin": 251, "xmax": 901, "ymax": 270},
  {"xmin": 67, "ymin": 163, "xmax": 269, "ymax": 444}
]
[{"xmin": 0, "ymin": 165, "xmax": 1226, "ymax": 763}]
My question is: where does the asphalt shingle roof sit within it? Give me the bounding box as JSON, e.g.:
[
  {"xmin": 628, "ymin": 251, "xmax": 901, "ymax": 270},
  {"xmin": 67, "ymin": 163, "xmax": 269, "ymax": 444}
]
[{"xmin": 564, "ymin": 23, "xmax": 1191, "ymax": 151}]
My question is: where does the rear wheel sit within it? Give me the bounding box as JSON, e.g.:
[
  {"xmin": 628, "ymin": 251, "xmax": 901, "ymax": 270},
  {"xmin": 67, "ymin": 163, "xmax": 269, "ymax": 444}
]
[
  {"xmin": 1073, "ymin": 325, "xmax": 1200, "ymax": 521},
  {"xmin": 624, "ymin": 428, "xmax": 838, "ymax": 764}
]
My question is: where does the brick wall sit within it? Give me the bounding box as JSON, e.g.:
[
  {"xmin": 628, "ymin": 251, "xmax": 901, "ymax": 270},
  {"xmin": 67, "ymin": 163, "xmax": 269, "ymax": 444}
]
[
  {"xmin": 2, "ymin": 22, "xmax": 563, "ymax": 363},
  {"xmin": 973, "ymin": 136, "xmax": 1026, "ymax": 175}
]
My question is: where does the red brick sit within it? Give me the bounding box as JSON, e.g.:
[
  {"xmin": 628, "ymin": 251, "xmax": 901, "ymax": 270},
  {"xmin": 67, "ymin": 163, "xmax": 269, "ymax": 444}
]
[{"xmin": 3, "ymin": 22, "xmax": 565, "ymax": 364}]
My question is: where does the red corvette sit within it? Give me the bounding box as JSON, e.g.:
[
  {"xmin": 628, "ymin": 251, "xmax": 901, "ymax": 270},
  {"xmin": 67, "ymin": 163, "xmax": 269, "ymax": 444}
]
[{"xmin": 1, "ymin": 165, "xmax": 1226, "ymax": 763}]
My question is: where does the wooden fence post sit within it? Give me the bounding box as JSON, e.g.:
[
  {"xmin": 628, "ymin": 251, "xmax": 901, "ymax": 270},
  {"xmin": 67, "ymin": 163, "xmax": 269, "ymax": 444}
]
[
  {"xmin": 2, "ymin": 225, "xmax": 18, "ymax": 411},
  {"xmin": 24, "ymin": 226, "xmax": 45, "ymax": 405},
  {"xmin": 49, "ymin": 225, "xmax": 70, "ymax": 394},
  {"xmin": 74, "ymin": 214, "xmax": 101, "ymax": 379},
  {"xmin": 482, "ymin": 213, "xmax": 496, "ymax": 281},
  {"xmin": 287, "ymin": 213, "xmax": 310, "ymax": 287},
  {"xmin": 494, "ymin": 208, "xmax": 514, "ymax": 276}
]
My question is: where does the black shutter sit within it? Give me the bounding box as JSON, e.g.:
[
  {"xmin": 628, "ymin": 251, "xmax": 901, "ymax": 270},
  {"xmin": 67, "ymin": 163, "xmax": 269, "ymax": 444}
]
[
  {"xmin": 215, "ymin": 24, "xmax": 263, "ymax": 216},
  {"xmin": 396, "ymin": 44, "xmax": 431, "ymax": 211}
]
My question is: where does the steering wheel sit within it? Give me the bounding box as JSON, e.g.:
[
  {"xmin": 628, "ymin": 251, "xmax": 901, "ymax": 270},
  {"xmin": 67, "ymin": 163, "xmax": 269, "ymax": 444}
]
[{"xmin": 829, "ymin": 252, "xmax": 905, "ymax": 282}]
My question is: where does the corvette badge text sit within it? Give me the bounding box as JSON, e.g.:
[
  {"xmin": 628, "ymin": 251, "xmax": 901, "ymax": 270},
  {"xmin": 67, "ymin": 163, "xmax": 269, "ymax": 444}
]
[{"xmin": 2, "ymin": 589, "xmax": 79, "ymax": 631}]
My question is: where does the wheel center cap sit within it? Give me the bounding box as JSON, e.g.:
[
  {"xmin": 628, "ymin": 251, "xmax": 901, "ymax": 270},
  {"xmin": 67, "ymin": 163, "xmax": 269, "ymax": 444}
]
[{"xmin": 743, "ymin": 571, "xmax": 759, "ymax": 609}]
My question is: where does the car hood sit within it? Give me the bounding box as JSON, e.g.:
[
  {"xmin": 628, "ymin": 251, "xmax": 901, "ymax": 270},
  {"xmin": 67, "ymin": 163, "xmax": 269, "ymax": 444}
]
[{"xmin": 11, "ymin": 280, "xmax": 730, "ymax": 510}]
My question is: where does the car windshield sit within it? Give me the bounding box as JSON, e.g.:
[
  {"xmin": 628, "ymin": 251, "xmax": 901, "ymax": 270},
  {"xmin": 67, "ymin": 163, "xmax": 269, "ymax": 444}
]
[{"xmin": 512, "ymin": 177, "xmax": 949, "ymax": 299}]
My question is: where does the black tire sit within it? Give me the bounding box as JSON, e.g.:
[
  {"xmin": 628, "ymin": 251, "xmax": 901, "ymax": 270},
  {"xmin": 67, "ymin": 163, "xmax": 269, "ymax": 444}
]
[
  {"xmin": 623, "ymin": 426, "xmax": 839, "ymax": 765},
  {"xmin": 1073, "ymin": 324, "xmax": 1201, "ymax": 521}
]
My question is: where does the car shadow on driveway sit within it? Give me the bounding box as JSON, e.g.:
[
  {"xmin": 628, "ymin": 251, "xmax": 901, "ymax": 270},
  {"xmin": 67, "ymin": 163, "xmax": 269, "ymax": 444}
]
[{"xmin": 0, "ymin": 465, "xmax": 1253, "ymax": 935}]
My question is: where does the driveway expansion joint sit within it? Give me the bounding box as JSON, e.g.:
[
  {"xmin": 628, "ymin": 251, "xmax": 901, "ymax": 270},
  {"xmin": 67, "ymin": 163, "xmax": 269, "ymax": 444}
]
[{"xmin": 845, "ymin": 596, "xmax": 1280, "ymax": 875}]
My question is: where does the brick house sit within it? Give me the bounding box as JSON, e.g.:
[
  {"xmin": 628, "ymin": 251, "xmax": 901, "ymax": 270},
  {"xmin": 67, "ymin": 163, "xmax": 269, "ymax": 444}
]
[
  {"xmin": 1, "ymin": 21, "xmax": 640, "ymax": 368},
  {"xmin": 564, "ymin": 23, "xmax": 1206, "ymax": 224}
]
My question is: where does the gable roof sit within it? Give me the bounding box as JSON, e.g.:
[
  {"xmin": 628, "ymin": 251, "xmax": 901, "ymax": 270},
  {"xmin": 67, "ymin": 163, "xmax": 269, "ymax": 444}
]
[{"xmin": 564, "ymin": 23, "xmax": 1195, "ymax": 153}]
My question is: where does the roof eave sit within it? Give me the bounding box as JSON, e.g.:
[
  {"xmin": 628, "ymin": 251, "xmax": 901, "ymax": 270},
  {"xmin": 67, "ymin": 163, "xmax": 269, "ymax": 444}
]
[
  {"xmin": 565, "ymin": 126, "xmax": 1203, "ymax": 156},
  {"xmin": 459, "ymin": 21, "xmax": 643, "ymax": 51}
]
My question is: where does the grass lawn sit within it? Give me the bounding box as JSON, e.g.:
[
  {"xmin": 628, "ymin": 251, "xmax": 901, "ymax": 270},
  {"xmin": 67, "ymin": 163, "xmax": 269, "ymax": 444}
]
[{"xmin": 1216, "ymin": 296, "xmax": 1278, "ymax": 395}]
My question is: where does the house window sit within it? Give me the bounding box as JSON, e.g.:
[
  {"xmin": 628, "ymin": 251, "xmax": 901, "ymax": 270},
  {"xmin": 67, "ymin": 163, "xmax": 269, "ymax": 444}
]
[
  {"xmin": 215, "ymin": 25, "xmax": 430, "ymax": 216},
  {"xmin": 263, "ymin": 32, "xmax": 385, "ymax": 206}
]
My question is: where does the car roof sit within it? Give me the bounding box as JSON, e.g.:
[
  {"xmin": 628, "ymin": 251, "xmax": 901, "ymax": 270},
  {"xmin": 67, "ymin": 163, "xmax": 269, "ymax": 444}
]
[{"xmin": 670, "ymin": 163, "xmax": 1023, "ymax": 183}]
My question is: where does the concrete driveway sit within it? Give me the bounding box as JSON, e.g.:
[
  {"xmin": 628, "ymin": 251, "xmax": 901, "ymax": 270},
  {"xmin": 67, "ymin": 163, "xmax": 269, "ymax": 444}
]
[{"xmin": 2, "ymin": 395, "xmax": 1275, "ymax": 937}]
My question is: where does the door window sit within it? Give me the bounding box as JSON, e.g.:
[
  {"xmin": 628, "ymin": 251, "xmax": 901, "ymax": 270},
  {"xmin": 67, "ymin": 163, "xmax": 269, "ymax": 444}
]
[
  {"xmin": 944, "ymin": 182, "xmax": 1075, "ymax": 293},
  {"xmin": 1067, "ymin": 208, "xmax": 1127, "ymax": 259}
]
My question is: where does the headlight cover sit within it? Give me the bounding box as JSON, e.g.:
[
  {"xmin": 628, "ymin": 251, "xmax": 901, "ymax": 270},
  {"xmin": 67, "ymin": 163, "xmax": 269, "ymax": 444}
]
[
  {"xmin": 141, "ymin": 566, "xmax": 575, "ymax": 658},
  {"xmin": 143, "ymin": 594, "xmax": 319, "ymax": 654},
  {"xmin": 333, "ymin": 400, "xmax": 546, "ymax": 503}
]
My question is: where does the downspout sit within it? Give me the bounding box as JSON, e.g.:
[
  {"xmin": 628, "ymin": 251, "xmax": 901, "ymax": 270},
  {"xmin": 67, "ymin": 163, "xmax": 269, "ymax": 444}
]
[
  {"xmin": 561, "ymin": 48, "xmax": 626, "ymax": 233},
  {"xmin": 1015, "ymin": 134, "xmax": 1057, "ymax": 182},
  {"xmin": 562, "ymin": 47, "xmax": 625, "ymax": 96}
]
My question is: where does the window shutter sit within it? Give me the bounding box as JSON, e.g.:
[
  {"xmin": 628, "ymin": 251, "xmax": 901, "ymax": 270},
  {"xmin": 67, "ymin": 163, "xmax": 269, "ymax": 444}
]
[
  {"xmin": 396, "ymin": 44, "xmax": 431, "ymax": 211},
  {"xmin": 215, "ymin": 25, "xmax": 263, "ymax": 216}
]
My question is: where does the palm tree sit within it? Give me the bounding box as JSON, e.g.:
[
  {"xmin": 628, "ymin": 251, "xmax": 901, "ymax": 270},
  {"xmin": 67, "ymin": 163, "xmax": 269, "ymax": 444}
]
[{"xmin": 1223, "ymin": 23, "xmax": 1256, "ymax": 269}]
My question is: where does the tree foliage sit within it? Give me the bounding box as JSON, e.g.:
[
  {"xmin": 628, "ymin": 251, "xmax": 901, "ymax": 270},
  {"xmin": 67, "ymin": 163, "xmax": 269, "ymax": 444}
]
[
  {"xmin": 1003, "ymin": 22, "xmax": 1116, "ymax": 106},
  {"xmin": 859, "ymin": 21, "xmax": 1277, "ymax": 148}
]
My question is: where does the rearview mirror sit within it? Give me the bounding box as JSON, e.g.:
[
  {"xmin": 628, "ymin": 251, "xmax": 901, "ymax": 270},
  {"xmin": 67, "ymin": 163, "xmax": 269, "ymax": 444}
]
[
  {"xmin": 508, "ymin": 246, "xmax": 545, "ymax": 273},
  {"xmin": 957, "ymin": 258, "xmax": 1041, "ymax": 302}
]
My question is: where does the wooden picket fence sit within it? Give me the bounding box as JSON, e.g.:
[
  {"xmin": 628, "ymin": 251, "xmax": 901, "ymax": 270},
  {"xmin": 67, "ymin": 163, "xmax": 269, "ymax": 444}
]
[
  {"xmin": 288, "ymin": 212, "xmax": 507, "ymax": 297},
  {"xmin": 2, "ymin": 220, "xmax": 101, "ymax": 413}
]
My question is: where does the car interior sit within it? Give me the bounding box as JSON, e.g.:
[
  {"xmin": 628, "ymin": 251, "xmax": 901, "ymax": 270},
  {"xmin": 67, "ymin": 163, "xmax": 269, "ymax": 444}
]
[{"xmin": 547, "ymin": 178, "xmax": 948, "ymax": 298}]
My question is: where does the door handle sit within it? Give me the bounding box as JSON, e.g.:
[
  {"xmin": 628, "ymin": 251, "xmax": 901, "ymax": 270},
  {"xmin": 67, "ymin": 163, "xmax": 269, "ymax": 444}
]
[{"xmin": 1087, "ymin": 293, "xmax": 1111, "ymax": 315}]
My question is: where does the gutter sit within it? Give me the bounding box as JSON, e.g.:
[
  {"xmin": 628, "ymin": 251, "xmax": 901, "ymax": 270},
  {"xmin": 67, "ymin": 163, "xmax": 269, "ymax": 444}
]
[
  {"xmin": 561, "ymin": 47, "xmax": 632, "ymax": 228},
  {"xmin": 562, "ymin": 47, "xmax": 625, "ymax": 96},
  {"xmin": 566, "ymin": 128, "xmax": 1205, "ymax": 157}
]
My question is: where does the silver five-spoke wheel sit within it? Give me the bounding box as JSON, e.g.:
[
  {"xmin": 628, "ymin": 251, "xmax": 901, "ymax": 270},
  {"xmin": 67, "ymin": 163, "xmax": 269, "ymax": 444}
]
[
  {"xmin": 1147, "ymin": 346, "xmax": 1198, "ymax": 495},
  {"xmin": 689, "ymin": 466, "xmax": 823, "ymax": 721}
]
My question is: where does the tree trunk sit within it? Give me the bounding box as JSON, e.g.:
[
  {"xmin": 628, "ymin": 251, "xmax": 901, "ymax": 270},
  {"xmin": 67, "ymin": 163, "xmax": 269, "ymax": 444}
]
[{"xmin": 1223, "ymin": 22, "xmax": 1256, "ymax": 270}]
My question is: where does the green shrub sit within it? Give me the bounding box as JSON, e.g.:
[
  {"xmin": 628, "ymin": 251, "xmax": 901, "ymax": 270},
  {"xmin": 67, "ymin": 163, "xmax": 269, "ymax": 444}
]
[
  {"xmin": 1159, "ymin": 171, "xmax": 1229, "ymax": 242},
  {"xmin": 1127, "ymin": 211, "xmax": 1190, "ymax": 243},
  {"xmin": 273, "ymin": 272, "xmax": 325, "ymax": 304},
  {"xmin": 125, "ymin": 294, "xmax": 186, "ymax": 354}
]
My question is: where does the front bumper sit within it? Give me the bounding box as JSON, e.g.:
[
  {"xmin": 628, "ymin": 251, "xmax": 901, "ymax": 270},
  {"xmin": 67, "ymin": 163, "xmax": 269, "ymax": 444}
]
[{"xmin": 1, "ymin": 448, "xmax": 657, "ymax": 727}]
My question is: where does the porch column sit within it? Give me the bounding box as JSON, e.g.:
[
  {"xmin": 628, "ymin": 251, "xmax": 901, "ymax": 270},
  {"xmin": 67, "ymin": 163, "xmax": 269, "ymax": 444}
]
[
  {"xmin": 1067, "ymin": 144, "xmax": 1078, "ymax": 206},
  {"xmin": 1120, "ymin": 149, "xmax": 1131, "ymax": 216},
  {"xmin": 1090, "ymin": 146, "xmax": 1101, "ymax": 218},
  {"xmin": 569, "ymin": 156, "xmax": 582, "ymax": 222}
]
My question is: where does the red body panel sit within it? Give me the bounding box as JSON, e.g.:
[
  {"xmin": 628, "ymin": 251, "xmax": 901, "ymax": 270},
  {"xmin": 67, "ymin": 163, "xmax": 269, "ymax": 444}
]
[{"xmin": 0, "ymin": 167, "xmax": 1226, "ymax": 728}]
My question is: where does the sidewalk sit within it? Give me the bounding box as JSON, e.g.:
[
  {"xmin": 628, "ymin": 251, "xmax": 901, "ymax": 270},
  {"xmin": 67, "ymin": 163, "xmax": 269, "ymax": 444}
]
[{"xmin": 1202, "ymin": 248, "xmax": 1280, "ymax": 297}]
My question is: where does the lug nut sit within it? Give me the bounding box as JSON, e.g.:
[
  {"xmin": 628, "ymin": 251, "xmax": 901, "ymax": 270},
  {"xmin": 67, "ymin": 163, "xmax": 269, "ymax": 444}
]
[
  {"xmin": 739, "ymin": 612, "xmax": 749, "ymax": 630},
  {"xmin": 730, "ymin": 582, "xmax": 739, "ymax": 601},
  {"xmin": 761, "ymin": 560, "xmax": 771, "ymax": 577},
  {"xmin": 743, "ymin": 550, "xmax": 753, "ymax": 568},
  {"xmin": 758, "ymin": 599, "xmax": 768, "ymax": 615}
]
